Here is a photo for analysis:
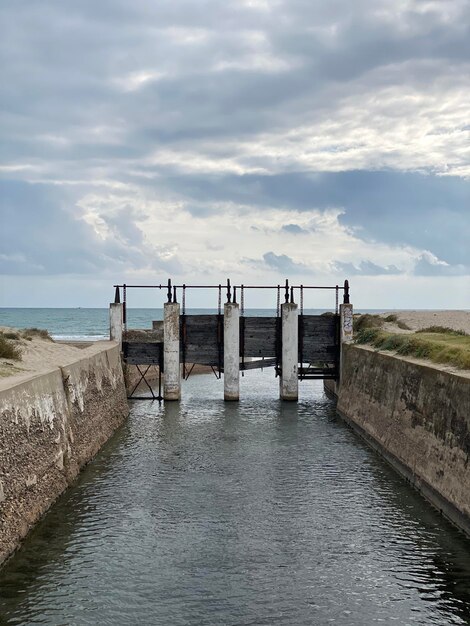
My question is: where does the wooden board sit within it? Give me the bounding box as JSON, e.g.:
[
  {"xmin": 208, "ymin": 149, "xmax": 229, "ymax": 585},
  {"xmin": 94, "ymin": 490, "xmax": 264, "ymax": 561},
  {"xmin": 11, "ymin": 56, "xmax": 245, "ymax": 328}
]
[
  {"xmin": 241, "ymin": 317, "xmax": 279, "ymax": 358},
  {"xmin": 180, "ymin": 314, "xmax": 223, "ymax": 366},
  {"xmin": 122, "ymin": 341, "xmax": 163, "ymax": 366},
  {"xmin": 299, "ymin": 315, "xmax": 339, "ymax": 364}
]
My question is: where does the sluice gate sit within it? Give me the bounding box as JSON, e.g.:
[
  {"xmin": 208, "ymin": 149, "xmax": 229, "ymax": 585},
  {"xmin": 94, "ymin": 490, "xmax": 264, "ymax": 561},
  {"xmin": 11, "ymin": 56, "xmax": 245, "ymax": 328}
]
[{"xmin": 110, "ymin": 279, "xmax": 353, "ymax": 401}]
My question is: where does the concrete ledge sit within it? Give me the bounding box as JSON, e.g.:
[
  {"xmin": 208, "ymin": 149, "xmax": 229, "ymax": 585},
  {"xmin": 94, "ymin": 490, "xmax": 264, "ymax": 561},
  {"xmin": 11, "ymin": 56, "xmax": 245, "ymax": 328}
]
[
  {"xmin": 0, "ymin": 342, "xmax": 128, "ymax": 565},
  {"xmin": 336, "ymin": 404, "xmax": 470, "ymax": 538},
  {"xmin": 329, "ymin": 344, "xmax": 470, "ymax": 538}
]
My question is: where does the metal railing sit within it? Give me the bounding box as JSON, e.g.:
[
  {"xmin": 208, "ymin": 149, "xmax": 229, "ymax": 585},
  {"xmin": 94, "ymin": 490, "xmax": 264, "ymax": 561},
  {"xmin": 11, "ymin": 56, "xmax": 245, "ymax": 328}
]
[{"xmin": 113, "ymin": 278, "xmax": 350, "ymax": 332}]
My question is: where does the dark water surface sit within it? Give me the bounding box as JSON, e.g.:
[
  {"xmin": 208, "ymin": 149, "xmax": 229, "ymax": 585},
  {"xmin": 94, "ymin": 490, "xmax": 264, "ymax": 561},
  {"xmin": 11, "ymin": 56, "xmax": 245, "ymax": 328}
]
[{"xmin": 1, "ymin": 372, "xmax": 470, "ymax": 625}]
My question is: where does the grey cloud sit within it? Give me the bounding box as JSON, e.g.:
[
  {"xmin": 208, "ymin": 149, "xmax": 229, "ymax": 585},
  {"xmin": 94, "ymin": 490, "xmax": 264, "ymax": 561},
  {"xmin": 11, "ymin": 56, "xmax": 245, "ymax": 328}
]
[
  {"xmin": 100, "ymin": 206, "xmax": 146, "ymax": 246},
  {"xmin": 413, "ymin": 255, "xmax": 470, "ymax": 277},
  {"xmin": 281, "ymin": 224, "xmax": 309, "ymax": 235},
  {"xmin": 166, "ymin": 171, "xmax": 469, "ymax": 266},
  {"xmin": 1, "ymin": 0, "xmax": 469, "ymax": 285},
  {"xmin": 334, "ymin": 260, "xmax": 402, "ymax": 276},
  {"xmin": 263, "ymin": 252, "xmax": 307, "ymax": 274},
  {"xmin": 2, "ymin": 0, "xmax": 469, "ymax": 166},
  {"xmin": 0, "ymin": 180, "xmax": 178, "ymax": 275}
]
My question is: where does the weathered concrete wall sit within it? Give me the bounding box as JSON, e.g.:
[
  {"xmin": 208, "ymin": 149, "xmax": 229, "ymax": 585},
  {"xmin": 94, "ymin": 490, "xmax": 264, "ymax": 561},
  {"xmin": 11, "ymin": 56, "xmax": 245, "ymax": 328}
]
[
  {"xmin": 0, "ymin": 342, "xmax": 128, "ymax": 565},
  {"xmin": 333, "ymin": 344, "xmax": 470, "ymax": 535}
]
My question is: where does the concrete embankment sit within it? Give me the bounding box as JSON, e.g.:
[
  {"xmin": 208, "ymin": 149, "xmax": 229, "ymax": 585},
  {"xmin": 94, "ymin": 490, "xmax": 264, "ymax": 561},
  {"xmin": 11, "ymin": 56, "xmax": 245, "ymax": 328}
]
[
  {"xmin": 327, "ymin": 344, "xmax": 470, "ymax": 536},
  {"xmin": 0, "ymin": 342, "xmax": 128, "ymax": 565}
]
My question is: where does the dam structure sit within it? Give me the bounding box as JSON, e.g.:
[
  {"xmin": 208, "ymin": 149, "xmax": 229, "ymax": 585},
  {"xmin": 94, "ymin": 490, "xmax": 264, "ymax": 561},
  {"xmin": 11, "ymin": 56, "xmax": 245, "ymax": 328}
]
[
  {"xmin": 110, "ymin": 279, "xmax": 353, "ymax": 402},
  {"xmin": 1, "ymin": 280, "xmax": 470, "ymax": 623}
]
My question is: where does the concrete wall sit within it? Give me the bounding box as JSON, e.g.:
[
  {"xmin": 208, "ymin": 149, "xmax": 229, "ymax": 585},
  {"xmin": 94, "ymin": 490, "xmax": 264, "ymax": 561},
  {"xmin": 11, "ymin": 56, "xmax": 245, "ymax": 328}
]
[
  {"xmin": 0, "ymin": 342, "xmax": 128, "ymax": 565},
  {"xmin": 331, "ymin": 344, "xmax": 470, "ymax": 535}
]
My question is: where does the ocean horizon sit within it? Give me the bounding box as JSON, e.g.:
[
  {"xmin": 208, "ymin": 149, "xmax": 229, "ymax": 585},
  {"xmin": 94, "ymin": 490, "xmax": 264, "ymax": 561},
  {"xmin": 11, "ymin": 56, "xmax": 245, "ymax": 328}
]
[{"xmin": 0, "ymin": 306, "xmax": 456, "ymax": 342}]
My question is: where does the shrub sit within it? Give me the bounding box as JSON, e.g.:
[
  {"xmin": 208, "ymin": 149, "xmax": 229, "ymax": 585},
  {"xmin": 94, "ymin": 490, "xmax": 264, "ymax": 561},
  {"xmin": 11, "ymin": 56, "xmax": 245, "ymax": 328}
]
[
  {"xmin": 397, "ymin": 320, "xmax": 411, "ymax": 330},
  {"xmin": 3, "ymin": 331, "xmax": 20, "ymax": 340},
  {"xmin": 0, "ymin": 335, "xmax": 22, "ymax": 360},
  {"xmin": 354, "ymin": 314, "xmax": 384, "ymax": 333},
  {"xmin": 22, "ymin": 327, "xmax": 53, "ymax": 341},
  {"xmin": 382, "ymin": 314, "xmax": 410, "ymax": 330}
]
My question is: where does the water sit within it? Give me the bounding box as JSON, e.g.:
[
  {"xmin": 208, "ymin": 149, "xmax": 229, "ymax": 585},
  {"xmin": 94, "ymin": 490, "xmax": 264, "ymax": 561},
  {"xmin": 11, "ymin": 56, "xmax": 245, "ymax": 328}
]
[
  {"xmin": 1, "ymin": 372, "xmax": 470, "ymax": 625},
  {"xmin": 0, "ymin": 307, "xmax": 388, "ymax": 341}
]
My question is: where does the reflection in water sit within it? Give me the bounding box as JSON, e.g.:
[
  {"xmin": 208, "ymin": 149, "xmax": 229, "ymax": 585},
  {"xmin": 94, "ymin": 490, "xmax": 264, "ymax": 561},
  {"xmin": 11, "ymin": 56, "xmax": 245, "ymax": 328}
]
[{"xmin": 1, "ymin": 371, "xmax": 470, "ymax": 626}]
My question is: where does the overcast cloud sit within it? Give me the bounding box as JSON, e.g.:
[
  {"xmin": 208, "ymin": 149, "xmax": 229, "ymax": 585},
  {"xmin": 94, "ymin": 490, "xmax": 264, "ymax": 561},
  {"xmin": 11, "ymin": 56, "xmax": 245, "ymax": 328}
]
[{"xmin": 0, "ymin": 0, "xmax": 469, "ymax": 307}]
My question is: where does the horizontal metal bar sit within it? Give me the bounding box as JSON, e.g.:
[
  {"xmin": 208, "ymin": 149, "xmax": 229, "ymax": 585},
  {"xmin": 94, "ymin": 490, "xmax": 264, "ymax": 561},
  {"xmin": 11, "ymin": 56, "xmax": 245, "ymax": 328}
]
[
  {"xmin": 128, "ymin": 396, "xmax": 163, "ymax": 400},
  {"xmin": 114, "ymin": 284, "xmax": 345, "ymax": 290},
  {"xmin": 300, "ymin": 375, "xmax": 338, "ymax": 380}
]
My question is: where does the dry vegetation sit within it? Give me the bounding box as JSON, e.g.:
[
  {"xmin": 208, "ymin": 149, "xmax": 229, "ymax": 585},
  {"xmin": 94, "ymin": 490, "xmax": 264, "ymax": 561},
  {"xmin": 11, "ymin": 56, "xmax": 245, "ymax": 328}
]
[
  {"xmin": 0, "ymin": 333, "xmax": 22, "ymax": 361},
  {"xmin": 354, "ymin": 314, "xmax": 470, "ymax": 370},
  {"xmin": 0, "ymin": 327, "xmax": 53, "ymax": 365},
  {"xmin": 22, "ymin": 327, "xmax": 53, "ymax": 341}
]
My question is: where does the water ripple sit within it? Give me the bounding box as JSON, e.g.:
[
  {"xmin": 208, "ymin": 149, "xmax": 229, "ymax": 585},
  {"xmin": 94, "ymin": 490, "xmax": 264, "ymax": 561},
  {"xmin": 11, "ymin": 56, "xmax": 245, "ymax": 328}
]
[{"xmin": 1, "ymin": 372, "xmax": 470, "ymax": 625}]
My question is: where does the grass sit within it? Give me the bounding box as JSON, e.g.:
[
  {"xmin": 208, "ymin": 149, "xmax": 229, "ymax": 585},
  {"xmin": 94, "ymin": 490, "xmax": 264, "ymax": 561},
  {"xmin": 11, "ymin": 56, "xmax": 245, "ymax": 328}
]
[
  {"xmin": 22, "ymin": 327, "xmax": 53, "ymax": 341},
  {"xmin": 416, "ymin": 325, "xmax": 467, "ymax": 336},
  {"xmin": 0, "ymin": 334, "xmax": 22, "ymax": 360},
  {"xmin": 355, "ymin": 327, "xmax": 470, "ymax": 370}
]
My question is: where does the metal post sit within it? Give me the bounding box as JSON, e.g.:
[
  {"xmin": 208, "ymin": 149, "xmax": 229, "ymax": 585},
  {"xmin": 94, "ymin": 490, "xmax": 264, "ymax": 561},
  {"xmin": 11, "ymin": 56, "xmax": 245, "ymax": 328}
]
[
  {"xmin": 224, "ymin": 302, "xmax": 240, "ymax": 401},
  {"xmin": 164, "ymin": 301, "xmax": 181, "ymax": 400},
  {"xmin": 280, "ymin": 302, "xmax": 298, "ymax": 401}
]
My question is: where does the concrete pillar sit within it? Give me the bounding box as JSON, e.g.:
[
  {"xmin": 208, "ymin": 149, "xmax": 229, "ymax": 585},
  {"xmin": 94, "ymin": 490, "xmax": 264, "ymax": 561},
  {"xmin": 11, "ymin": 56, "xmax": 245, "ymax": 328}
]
[
  {"xmin": 339, "ymin": 303, "xmax": 353, "ymax": 386},
  {"xmin": 280, "ymin": 302, "xmax": 298, "ymax": 401},
  {"xmin": 224, "ymin": 302, "xmax": 240, "ymax": 401},
  {"xmin": 340, "ymin": 303, "xmax": 354, "ymax": 343},
  {"xmin": 164, "ymin": 302, "xmax": 181, "ymax": 401},
  {"xmin": 109, "ymin": 303, "xmax": 123, "ymax": 347}
]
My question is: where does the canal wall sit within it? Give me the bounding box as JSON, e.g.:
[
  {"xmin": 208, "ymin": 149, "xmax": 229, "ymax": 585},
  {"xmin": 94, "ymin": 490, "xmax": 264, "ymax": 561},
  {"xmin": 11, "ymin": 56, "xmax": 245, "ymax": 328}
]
[
  {"xmin": 327, "ymin": 344, "xmax": 470, "ymax": 536},
  {"xmin": 0, "ymin": 342, "xmax": 128, "ymax": 565}
]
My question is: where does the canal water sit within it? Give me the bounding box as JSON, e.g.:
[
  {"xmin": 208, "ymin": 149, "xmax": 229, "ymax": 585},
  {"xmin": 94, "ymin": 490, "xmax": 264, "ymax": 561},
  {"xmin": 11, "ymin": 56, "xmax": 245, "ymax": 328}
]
[{"xmin": 1, "ymin": 372, "xmax": 470, "ymax": 625}]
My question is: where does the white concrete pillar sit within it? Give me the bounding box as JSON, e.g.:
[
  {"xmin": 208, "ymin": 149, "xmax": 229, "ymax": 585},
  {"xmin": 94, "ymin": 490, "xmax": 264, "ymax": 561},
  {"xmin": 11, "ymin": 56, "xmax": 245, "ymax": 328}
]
[
  {"xmin": 280, "ymin": 302, "xmax": 298, "ymax": 401},
  {"xmin": 164, "ymin": 302, "xmax": 181, "ymax": 401},
  {"xmin": 109, "ymin": 303, "xmax": 123, "ymax": 347},
  {"xmin": 339, "ymin": 302, "xmax": 353, "ymax": 386},
  {"xmin": 340, "ymin": 303, "xmax": 354, "ymax": 343},
  {"xmin": 224, "ymin": 302, "xmax": 240, "ymax": 401}
]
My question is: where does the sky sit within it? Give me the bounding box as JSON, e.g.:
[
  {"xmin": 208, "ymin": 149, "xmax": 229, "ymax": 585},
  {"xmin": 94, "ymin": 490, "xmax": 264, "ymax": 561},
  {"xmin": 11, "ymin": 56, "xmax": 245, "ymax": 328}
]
[{"xmin": 1, "ymin": 0, "xmax": 469, "ymax": 309}]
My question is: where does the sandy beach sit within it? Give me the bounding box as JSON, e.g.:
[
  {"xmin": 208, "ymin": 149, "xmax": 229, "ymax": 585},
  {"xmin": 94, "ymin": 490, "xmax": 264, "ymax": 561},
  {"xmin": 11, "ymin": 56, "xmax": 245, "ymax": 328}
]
[
  {"xmin": 0, "ymin": 327, "xmax": 85, "ymax": 380},
  {"xmin": 379, "ymin": 310, "xmax": 470, "ymax": 334}
]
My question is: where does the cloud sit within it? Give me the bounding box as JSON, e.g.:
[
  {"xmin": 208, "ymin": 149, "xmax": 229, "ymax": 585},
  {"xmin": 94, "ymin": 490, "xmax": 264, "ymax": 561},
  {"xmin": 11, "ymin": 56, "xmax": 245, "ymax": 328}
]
[
  {"xmin": 2, "ymin": 0, "xmax": 469, "ymax": 180},
  {"xmin": 1, "ymin": 0, "xmax": 469, "ymax": 306},
  {"xmin": 413, "ymin": 253, "xmax": 470, "ymax": 276},
  {"xmin": 334, "ymin": 260, "xmax": 402, "ymax": 276},
  {"xmin": 0, "ymin": 180, "xmax": 182, "ymax": 275},
  {"xmin": 262, "ymin": 252, "xmax": 308, "ymax": 274},
  {"xmin": 164, "ymin": 170, "xmax": 469, "ymax": 266},
  {"xmin": 281, "ymin": 223, "xmax": 309, "ymax": 235}
]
